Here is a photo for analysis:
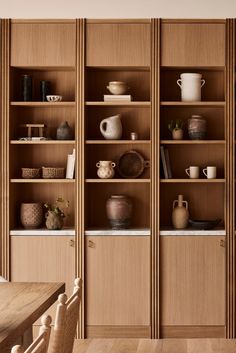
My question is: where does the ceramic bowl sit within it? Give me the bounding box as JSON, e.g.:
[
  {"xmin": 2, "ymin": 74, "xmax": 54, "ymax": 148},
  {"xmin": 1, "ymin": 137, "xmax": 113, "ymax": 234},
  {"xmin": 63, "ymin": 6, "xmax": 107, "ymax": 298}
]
[
  {"xmin": 107, "ymin": 81, "xmax": 128, "ymax": 95},
  {"xmin": 46, "ymin": 95, "xmax": 62, "ymax": 102}
]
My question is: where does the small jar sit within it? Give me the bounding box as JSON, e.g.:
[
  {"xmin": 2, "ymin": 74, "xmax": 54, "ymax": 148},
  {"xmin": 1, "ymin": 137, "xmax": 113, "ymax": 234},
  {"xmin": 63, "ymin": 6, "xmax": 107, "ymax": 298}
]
[{"xmin": 130, "ymin": 132, "xmax": 138, "ymax": 140}]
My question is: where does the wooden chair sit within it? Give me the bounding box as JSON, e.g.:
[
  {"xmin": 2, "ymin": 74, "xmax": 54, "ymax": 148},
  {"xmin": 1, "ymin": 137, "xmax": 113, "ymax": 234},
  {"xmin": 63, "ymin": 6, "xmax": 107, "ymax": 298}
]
[
  {"xmin": 50, "ymin": 278, "xmax": 82, "ymax": 353},
  {"xmin": 11, "ymin": 315, "xmax": 52, "ymax": 353}
]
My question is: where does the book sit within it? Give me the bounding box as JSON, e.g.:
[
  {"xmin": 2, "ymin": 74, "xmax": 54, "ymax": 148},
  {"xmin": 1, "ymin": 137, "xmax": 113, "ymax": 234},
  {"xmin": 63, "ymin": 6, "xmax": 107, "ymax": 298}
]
[
  {"xmin": 104, "ymin": 95, "xmax": 132, "ymax": 102},
  {"xmin": 66, "ymin": 149, "xmax": 75, "ymax": 179},
  {"xmin": 160, "ymin": 146, "xmax": 168, "ymax": 179},
  {"xmin": 164, "ymin": 148, "xmax": 172, "ymax": 178}
]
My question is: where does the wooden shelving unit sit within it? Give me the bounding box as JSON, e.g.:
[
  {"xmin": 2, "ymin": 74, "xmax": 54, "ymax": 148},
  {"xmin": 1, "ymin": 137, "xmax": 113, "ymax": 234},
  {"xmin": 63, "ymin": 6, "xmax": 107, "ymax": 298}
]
[
  {"xmin": 160, "ymin": 179, "xmax": 226, "ymax": 183},
  {"xmin": 10, "ymin": 101, "xmax": 75, "ymax": 107}
]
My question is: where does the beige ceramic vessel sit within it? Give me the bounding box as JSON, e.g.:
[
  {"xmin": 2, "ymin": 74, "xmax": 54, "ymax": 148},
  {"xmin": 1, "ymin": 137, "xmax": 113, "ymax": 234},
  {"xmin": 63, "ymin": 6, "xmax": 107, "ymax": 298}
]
[
  {"xmin": 172, "ymin": 194, "xmax": 189, "ymax": 229},
  {"xmin": 96, "ymin": 161, "xmax": 116, "ymax": 179}
]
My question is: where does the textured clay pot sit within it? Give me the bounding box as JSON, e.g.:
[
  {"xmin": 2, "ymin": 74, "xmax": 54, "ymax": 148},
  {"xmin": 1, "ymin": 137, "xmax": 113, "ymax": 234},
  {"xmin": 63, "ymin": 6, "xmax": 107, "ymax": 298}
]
[
  {"xmin": 56, "ymin": 121, "xmax": 73, "ymax": 140},
  {"xmin": 172, "ymin": 129, "xmax": 183, "ymax": 140},
  {"xmin": 96, "ymin": 161, "xmax": 116, "ymax": 179},
  {"xmin": 100, "ymin": 115, "xmax": 122, "ymax": 140},
  {"xmin": 188, "ymin": 115, "xmax": 206, "ymax": 140},
  {"xmin": 172, "ymin": 195, "xmax": 189, "ymax": 229},
  {"xmin": 20, "ymin": 203, "xmax": 43, "ymax": 229},
  {"xmin": 106, "ymin": 195, "xmax": 132, "ymax": 229},
  {"xmin": 45, "ymin": 210, "xmax": 64, "ymax": 230}
]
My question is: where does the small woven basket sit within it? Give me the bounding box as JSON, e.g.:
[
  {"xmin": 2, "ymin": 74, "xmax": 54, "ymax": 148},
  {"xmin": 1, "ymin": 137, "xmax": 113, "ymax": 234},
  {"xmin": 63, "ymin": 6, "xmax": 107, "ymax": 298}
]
[
  {"xmin": 42, "ymin": 167, "xmax": 65, "ymax": 179},
  {"xmin": 22, "ymin": 168, "xmax": 40, "ymax": 179}
]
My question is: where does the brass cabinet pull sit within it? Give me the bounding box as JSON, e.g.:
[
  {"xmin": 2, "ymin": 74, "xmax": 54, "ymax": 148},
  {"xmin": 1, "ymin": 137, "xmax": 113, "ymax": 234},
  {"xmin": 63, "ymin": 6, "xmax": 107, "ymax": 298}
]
[
  {"xmin": 88, "ymin": 240, "xmax": 95, "ymax": 248},
  {"xmin": 220, "ymin": 239, "xmax": 226, "ymax": 248},
  {"xmin": 69, "ymin": 239, "xmax": 75, "ymax": 247}
]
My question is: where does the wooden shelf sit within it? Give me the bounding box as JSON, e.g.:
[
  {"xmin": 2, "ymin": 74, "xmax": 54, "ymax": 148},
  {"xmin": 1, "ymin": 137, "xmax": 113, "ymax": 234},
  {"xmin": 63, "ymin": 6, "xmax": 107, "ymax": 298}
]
[
  {"xmin": 85, "ymin": 101, "xmax": 151, "ymax": 107},
  {"xmin": 160, "ymin": 179, "xmax": 225, "ymax": 183},
  {"xmin": 160, "ymin": 101, "xmax": 225, "ymax": 107},
  {"xmin": 86, "ymin": 179, "xmax": 150, "ymax": 183},
  {"xmin": 10, "ymin": 179, "xmax": 75, "ymax": 183},
  {"xmin": 11, "ymin": 66, "xmax": 76, "ymax": 71},
  {"xmin": 160, "ymin": 140, "xmax": 225, "ymax": 145},
  {"xmin": 10, "ymin": 140, "xmax": 75, "ymax": 145},
  {"xmin": 86, "ymin": 140, "xmax": 150, "ymax": 144},
  {"xmin": 10, "ymin": 101, "xmax": 76, "ymax": 107}
]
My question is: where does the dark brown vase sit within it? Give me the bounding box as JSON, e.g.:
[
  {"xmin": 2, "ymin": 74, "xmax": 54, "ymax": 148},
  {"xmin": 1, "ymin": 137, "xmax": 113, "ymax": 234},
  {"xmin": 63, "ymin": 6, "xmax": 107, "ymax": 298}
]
[
  {"xmin": 106, "ymin": 195, "xmax": 132, "ymax": 229},
  {"xmin": 20, "ymin": 203, "xmax": 43, "ymax": 229},
  {"xmin": 45, "ymin": 210, "xmax": 64, "ymax": 230}
]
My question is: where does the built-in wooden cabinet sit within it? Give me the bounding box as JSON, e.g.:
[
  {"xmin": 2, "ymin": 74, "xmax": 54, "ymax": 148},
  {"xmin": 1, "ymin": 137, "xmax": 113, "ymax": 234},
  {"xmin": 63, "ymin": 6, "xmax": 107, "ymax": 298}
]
[
  {"xmin": 1, "ymin": 18, "xmax": 236, "ymax": 339},
  {"xmin": 85, "ymin": 236, "xmax": 150, "ymax": 337}
]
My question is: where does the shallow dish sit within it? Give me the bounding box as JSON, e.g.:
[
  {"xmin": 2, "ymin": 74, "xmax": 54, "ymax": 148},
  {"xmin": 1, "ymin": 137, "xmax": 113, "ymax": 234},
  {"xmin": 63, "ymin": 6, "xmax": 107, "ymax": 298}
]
[
  {"xmin": 46, "ymin": 95, "xmax": 62, "ymax": 102},
  {"xmin": 117, "ymin": 150, "xmax": 150, "ymax": 178},
  {"xmin": 189, "ymin": 219, "xmax": 221, "ymax": 230}
]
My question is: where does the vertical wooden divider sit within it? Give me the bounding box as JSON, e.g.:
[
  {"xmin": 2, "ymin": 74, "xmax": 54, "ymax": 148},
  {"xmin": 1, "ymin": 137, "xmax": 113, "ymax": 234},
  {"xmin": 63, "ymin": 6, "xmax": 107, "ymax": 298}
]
[
  {"xmin": 76, "ymin": 18, "xmax": 85, "ymax": 338},
  {"xmin": 151, "ymin": 18, "xmax": 160, "ymax": 338},
  {"xmin": 1, "ymin": 19, "xmax": 10, "ymax": 280},
  {"xmin": 226, "ymin": 19, "xmax": 235, "ymax": 338}
]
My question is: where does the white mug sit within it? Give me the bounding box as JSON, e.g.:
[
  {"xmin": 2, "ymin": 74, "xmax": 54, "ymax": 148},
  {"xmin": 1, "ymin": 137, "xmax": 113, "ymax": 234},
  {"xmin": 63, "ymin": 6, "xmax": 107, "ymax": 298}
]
[
  {"xmin": 203, "ymin": 166, "xmax": 217, "ymax": 179},
  {"xmin": 185, "ymin": 166, "xmax": 200, "ymax": 179}
]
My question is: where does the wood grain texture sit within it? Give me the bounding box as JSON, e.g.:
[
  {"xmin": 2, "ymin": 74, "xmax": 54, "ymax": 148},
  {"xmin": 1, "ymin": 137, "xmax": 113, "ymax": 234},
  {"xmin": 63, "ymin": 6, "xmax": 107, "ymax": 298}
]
[
  {"xmin": 85, "ymin": 326, "xmax": 151, "ymax": 339},
  {"xmin": 73, "ymin": 338, "xmax": 236, "ymax": 353},
  {"xmin": 161, "ymin": 22, "xmax": 226, "ymax": 66},
  {"xmin": 161, "ymin": 326, "xmax": 226, "ymax": 339},
  {"xmin": 11, "ymin": 22, "xmax": 76, "ymax": 67},
  {"xmin": 0, "ymin": 282, "xmax": 64, "ymax": 352},
  {"xmin": 86, "ymin": 23, "xmax": 151, "ymax": 66},
  {"xmin": 160, "ymin": 236, "xmax": 225, "ymax": 326},
  {"xmin": 85, "ymin": 236, "xmax": 150, "ymax": 326},
  {"xmin": 11, "ymin": 236, "xmax": 75, "ymax": 323}
]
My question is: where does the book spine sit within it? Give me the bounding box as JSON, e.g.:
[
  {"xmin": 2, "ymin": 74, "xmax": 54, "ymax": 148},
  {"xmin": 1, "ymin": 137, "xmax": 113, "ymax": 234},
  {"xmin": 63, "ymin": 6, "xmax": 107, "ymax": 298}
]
[{"xmin": 160, "ymin": 146, "xmax": 168, "ymax": 179}]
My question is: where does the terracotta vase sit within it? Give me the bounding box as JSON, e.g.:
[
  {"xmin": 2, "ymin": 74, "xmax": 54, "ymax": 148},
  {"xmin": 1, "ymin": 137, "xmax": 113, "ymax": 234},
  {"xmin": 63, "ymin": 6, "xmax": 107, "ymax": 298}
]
[
  {"xmin": 172, "ymin": 195, "xmax": 189, "ymax": 229},
  {"xmin": 20, "ymin": 203, "xmax": 43, "ymax": 229},
  {"xmin": 56, "ymin": 121, "xmax": 73, "ymax": 140},
  {"xmin": 172, "ymin": 129, "xmax": 183, "ymax": 140},
  {"xmin": 96, "ymin": 161, "xmax": 116, "ymax": 179},
  {"xmin": 45, "ymin": 210, "xmax": 64, "ymax": 230},
  {"xmin": 106, "ymin": 195, "xmax": 132, "ymax": 229}
]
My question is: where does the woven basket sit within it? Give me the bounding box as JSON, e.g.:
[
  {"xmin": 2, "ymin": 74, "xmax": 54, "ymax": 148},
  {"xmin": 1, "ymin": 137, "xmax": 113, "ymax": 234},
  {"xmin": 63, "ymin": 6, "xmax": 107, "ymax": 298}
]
[
  {"xmin": 22, "ymin": 168, "xmax": 40, "ymax": 179},
  {"xmin": 42, "ymin": 167, "xmax": 65, "ymax": 179}
]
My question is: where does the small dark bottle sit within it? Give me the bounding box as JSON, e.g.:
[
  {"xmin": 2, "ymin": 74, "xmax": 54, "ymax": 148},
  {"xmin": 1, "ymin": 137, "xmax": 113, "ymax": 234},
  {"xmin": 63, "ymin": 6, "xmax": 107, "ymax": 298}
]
[
  {"xmin": 22, "ymin": 75, "xmax": 32, "ymax": 101},
  {"xmin": 40, "ymin": 80, "xmax": 50, "ymax": 102}
]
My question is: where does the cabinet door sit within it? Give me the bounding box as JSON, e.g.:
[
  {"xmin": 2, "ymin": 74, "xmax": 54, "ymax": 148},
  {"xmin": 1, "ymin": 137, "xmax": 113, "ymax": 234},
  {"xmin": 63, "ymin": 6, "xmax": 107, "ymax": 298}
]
[
  {"xmin": 11, "ymin": 236, "xmax": 75, "ymax": 322},
  {"xmin": 85, "ymin": 236, "xmax": 150, "ymax": 326},
  {"xmin": 161, "ymin": 22, "xmax": 225, "ymax": 66},
  {"xmin": 160, "ymin": 236, "xmax": 225, "ymax": 326},
  {"xmin": 86, "ymin": 22, "xmax": 151, "ymax": 66},
  {"xmin": 10, "ymin": 21, "xmax": 76, "ymax": 67}
]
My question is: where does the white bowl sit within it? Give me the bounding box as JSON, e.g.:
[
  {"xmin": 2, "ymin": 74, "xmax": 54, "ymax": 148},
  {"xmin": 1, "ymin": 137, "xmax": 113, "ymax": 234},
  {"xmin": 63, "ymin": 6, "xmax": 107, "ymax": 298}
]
[
  {"xmin": 46, "ymin": 95, "xmax": 62, "ymax": 102},
  {"xmin": 107, "ymin": 81, "xmax": 128, "ymax": 95}
]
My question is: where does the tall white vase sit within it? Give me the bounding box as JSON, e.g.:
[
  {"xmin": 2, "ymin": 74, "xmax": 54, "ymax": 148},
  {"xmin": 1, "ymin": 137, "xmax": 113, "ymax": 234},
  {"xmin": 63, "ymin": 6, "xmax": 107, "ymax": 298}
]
[{"xmin": 177, "ymin": 73, "xmax": 205, "ymax": 102}]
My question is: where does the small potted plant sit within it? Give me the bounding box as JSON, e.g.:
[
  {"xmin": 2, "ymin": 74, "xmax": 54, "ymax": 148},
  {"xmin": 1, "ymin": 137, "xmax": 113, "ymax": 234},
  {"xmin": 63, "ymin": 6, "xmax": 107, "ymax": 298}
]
[
  {"xmin": 44, "ymin": 197, "xmax": 69, "ymax": 230},
  {"xmin": 168, "ymin": 119, "xmax": 184, "ymax": 140}
]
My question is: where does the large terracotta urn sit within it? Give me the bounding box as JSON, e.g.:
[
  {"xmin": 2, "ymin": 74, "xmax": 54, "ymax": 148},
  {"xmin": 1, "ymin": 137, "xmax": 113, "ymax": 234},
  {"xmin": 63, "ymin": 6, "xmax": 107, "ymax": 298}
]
[
  {"xmin": 106, "ymin": 195, "xmax": 132, "ymax": 229},
  {"xmin": 172, "ymin": 194, "xmax": 189, "ymax": 229},
  {"xmin": 20, "ymin": 203, "xmax": 43, "ymax": 229}
]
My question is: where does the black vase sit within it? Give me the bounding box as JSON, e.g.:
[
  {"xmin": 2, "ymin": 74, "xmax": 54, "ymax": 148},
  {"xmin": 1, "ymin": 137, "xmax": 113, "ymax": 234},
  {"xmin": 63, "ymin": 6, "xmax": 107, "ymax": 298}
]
[
  {"xmin": 22, "ymin": 75, "xmax": 32, "ymax": 101},
  {"xmin": 40, "ymin": 81, "xmax": 50, "ymax": 102},
  {"xmin": 56, "ymin": 121, "xmax": 73, "ymax": 140}
]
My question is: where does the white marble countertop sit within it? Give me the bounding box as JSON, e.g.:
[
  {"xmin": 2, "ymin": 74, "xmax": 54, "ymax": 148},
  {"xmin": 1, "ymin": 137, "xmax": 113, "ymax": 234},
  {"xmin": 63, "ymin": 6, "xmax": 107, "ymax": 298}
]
[{"xmin": 10, "ymin": 228, "xmax": 76, "ymax": 236}]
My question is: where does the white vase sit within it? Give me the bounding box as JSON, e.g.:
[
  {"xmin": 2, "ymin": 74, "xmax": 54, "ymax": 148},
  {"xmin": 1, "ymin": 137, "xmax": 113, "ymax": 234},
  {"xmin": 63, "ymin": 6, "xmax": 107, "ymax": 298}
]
[
  {"xmin": 177, "ymin": 73, "xmax": 205, "ymax": 102},
  {"xmin": 100, "ymin": 114, "xmax": 122, "ymax": 140}
]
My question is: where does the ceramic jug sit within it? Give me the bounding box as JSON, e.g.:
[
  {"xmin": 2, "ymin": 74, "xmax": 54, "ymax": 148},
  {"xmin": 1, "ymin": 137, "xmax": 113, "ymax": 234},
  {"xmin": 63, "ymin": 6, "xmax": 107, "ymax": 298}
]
[
  {"xmin": 172, "ymin": 194, "xmax": 189, "ymax": 229},
  {"xmin": 177, "ymin": 73, "xmax": 205, "ymax": 102},
  {"xmin": 96, "ymin": 161, "xmax": 116, "ymax": 179},
  {"xmin": 100, "ymin": 114, "xmax": 122, "ymax": 140}
]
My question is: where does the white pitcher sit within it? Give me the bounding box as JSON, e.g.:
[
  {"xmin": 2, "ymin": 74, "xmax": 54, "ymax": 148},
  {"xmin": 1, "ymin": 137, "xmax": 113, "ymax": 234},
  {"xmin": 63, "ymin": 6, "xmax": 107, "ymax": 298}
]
[
  {"xmin": 177, "ymin": 73, "xmax": 205, "ymax": 102},
  {"xmin": 100, "ymin": 114, "xmax": 122, "ymax": 140}
]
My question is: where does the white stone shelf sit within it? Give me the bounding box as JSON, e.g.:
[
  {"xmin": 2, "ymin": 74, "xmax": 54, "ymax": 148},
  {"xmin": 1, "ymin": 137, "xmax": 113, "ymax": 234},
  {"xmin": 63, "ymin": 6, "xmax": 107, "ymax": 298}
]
[
  {"xmin": 160, "ymin": 228, "xmax": 226, "ymax": 236},
  {"xmin": 10, "ymin": 228, "xmax": 75, "ymax": 236},
  {"xmin": 85, "ymin": 228, "xmax": 151, "ymax": 236}
]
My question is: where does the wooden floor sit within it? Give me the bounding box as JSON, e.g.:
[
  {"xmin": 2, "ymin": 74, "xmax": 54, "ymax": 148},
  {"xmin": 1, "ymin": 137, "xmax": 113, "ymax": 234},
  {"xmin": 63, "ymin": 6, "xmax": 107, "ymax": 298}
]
[{"xmin": 73, "ymin": 339, "xmax": 236, "ymax": 353}]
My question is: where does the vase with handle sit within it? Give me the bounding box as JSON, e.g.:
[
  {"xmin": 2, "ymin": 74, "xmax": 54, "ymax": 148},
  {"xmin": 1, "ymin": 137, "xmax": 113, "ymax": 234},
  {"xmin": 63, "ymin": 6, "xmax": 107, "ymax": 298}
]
[
  {"xmin": 96, "ymin": 161, "xmax": 116, "ymax": 179},
  {"xmin": 172, "ymin": 194, "xmax": 189, "ymax": 229},
  {"xmin": 177, "ymin": 73, "xmax": 205, "ymax": 102},
  {"xmin": 100, "ymin": 114, "xmax": 122, "ymax": 140}
]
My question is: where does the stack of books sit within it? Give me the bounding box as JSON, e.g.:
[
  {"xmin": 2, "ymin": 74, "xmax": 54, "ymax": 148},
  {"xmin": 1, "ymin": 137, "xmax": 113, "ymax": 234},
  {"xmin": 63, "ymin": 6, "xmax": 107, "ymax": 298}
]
[
  {"xmin": 104, "ymin": 95, "xmax": 132, "ymax": 102},
  {"xmin": 160, "ymin": 146, "xmax": 172, "ymax": 179}
]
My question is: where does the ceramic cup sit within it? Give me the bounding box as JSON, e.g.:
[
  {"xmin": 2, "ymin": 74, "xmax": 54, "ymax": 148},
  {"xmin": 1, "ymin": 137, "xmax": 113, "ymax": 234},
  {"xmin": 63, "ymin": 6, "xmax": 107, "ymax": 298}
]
[
  {"xmin": 203, "ymin": 166, "xmax": 217, "ymax": 179},
  {"xmin": 185, "ymin": 166, "xmax": 200, "ymax": 179}
]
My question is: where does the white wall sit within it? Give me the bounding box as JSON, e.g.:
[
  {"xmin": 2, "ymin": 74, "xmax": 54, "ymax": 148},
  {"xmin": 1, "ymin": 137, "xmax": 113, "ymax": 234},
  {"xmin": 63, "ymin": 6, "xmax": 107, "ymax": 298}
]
[{"xmin": 1, "ymin": 0, "xmax": 236, "ymax": 18}]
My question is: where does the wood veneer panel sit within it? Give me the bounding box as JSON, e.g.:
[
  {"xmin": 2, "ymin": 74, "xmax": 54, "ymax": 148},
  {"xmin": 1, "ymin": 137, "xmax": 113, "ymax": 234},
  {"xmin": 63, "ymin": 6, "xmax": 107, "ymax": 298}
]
[
  {"xmin": 161, "ymin": 326, "xmax": 226, "ymax": 338},
  {"xmin": 161, "ymin": 23, "xmax": 225, "ymax": 67},
  {"xmin": 11, "ymin": 22, "xmax": 76, "ymax": 67},
  {"xmin": 85, "ymin": 326, "xmax": 151, "ymax": 338},
  {"xmin": 160, "ymin": 236, "xmax": 226, "ymax": 326},
  {"xmin": 86, "ymin": 23, "xmax": 151, "ymax": 67},
  {"xmin": 85, "ymin": 236, "xmax": 150, "ymax": 326}
]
